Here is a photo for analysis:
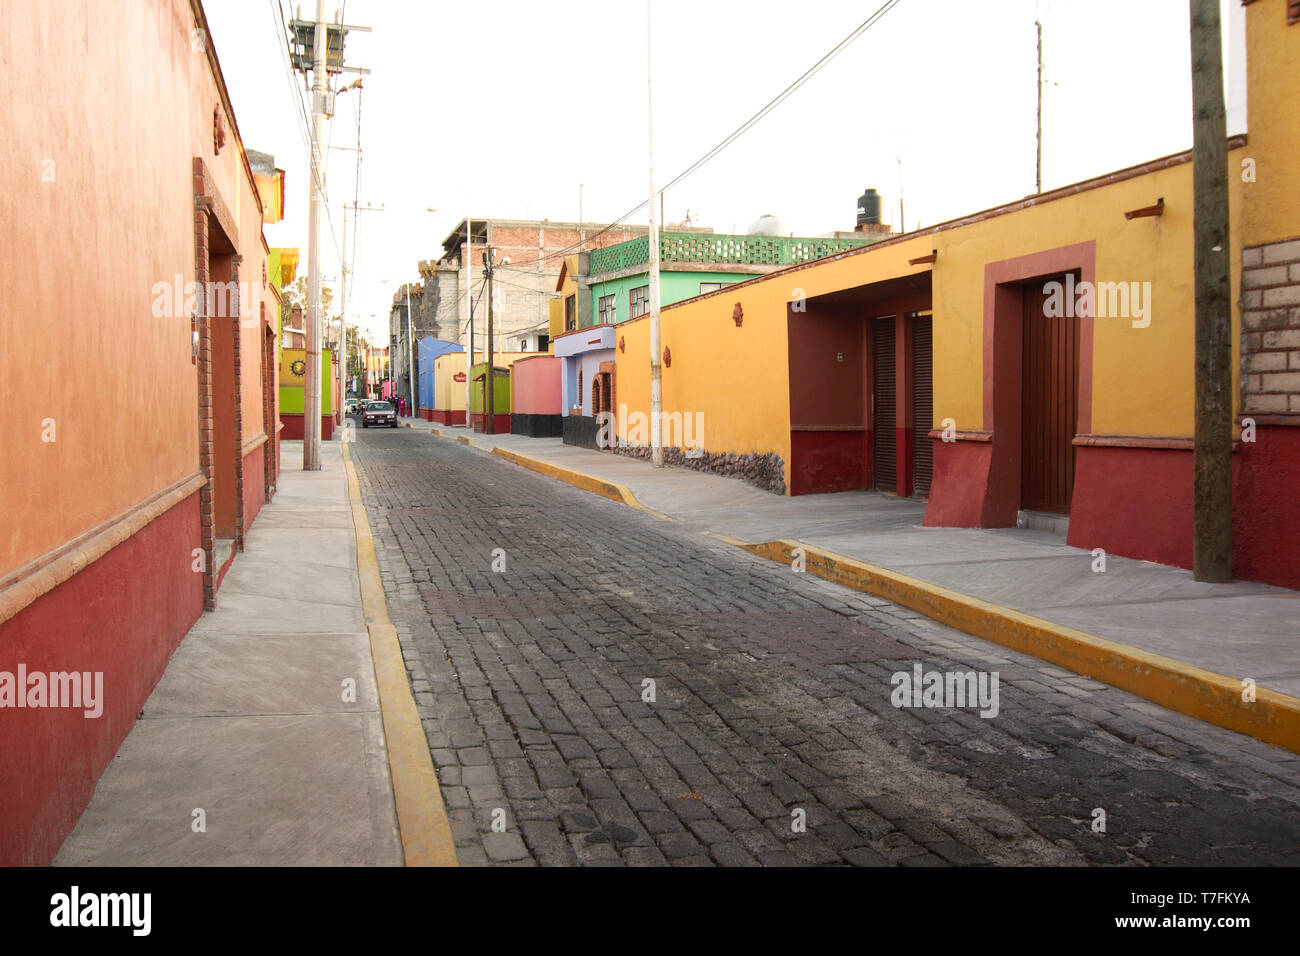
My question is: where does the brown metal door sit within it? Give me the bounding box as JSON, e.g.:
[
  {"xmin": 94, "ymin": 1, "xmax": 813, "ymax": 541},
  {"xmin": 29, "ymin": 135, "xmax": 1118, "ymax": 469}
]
[
  {"xmin": 1021, "ymin": 279, "xmax": 1079, "ymax": 513},
  {"xmin": 912, "ymin": 316, "xmax": 933, "ymax": 498},
  {"xmin": 873, "ymin": 317, "xmax": 896, "ymax": 493}
]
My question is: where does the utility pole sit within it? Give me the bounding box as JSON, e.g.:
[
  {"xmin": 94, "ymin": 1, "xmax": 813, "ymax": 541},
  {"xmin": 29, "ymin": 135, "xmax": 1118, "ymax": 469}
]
[
  {"xmin": 340, "ymin": 200, "xmax": 382, "ymax": 423},
  {"xmin": 288, "ymin": 2, "xmax": 368, "ymax": 466},
  {"xmin": 302, "ymin": 0, "xmax": 327, "ymax": 470},
  {"xmin": 1189, "ymin": 0, "xmax": 1232, "ymax": 582},
  {"xmin": 405, "ymin": 282, "xmax": 416, "ymax": 418},
  {"xmin": 897, "ymin": 154, "xmax": 905, "ymax": 234},
  {"xmin": 464, "ymin": 220, "xmax": 474, "ymax": 428},
  {"xmin": 1035, "ymin": 19, "xmax": 1043, "ymax": 194},
  {"xmin": 483, "ymin": 247, "xmax": 496, "ymax": 436},
  {"xmin": 647, "ymin": 0, "xmax": 663, "ymax": 467}
]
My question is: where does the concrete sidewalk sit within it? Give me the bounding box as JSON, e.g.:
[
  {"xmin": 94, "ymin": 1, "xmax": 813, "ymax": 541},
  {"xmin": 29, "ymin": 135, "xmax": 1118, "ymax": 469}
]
[
  {"xmin": 413, "ymin": 422, "xmax": 1300, "ymax": 706},
  {"xmin": 56, "ymin": 440, "xmax": 403, "ymax": 866}
]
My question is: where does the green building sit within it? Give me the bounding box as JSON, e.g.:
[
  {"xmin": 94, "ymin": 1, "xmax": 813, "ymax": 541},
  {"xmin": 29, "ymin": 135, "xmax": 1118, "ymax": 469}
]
[{"xmin": 581, "ymin": 230, "xmax": 881, "ymax": 328}]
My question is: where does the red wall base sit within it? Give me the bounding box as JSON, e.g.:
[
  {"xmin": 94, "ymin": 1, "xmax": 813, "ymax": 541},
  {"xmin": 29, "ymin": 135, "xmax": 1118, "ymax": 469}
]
[
  {"xmin": 1067, "ymin": 445, "xmax": 1194, "ymax": 568},
  {"xmin": 278, "ymin": 414, "xmax": 335, "ymax": 441},
  {"xmin": 924, "ymin": 439, "xmax": 995, "ymax": 526},
  {"xmin": 789, "ymin": 431, "xmax": 867, "ymax": 496},
  {"xmin": 1023, "ymin": 432, "xmax": 1299, "ymax": 590},
  {"xmin": 430, "ymin": 410, "xmax": 466, "ymax": 426},
  {"xmin": 0, "ymin": 492, "xmax": 204, "ymax": 865},
  {"xmin": 471, "ymin": 413, "xmax": 511, "ymax": 434},
  {"xmin": 1233, "ymin": 426, "xmax": 1300, "ymax": 590}
]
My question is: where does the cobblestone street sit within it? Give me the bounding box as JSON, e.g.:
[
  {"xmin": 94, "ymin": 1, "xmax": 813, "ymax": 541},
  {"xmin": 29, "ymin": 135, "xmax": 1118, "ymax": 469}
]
[{"xmin": 351, "ymin": 427, "xmax": 1300, "ymax": 867}]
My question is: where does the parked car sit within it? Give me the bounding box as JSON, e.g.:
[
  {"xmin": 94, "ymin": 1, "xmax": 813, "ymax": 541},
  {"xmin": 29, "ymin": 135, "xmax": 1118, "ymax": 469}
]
[{"xmin": 362, "ymin": 401, "xmax": 398, "ymax": 428}]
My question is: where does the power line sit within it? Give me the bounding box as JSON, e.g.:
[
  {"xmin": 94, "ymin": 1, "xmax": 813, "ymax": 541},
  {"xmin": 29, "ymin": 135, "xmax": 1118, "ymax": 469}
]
[
  {"xmin": 266, "ymin": 0, "xmax": 343, "ymax": 265},
  {"xmin": 498, "ymin": 0, "xmax": 904, "ymax": 272}
]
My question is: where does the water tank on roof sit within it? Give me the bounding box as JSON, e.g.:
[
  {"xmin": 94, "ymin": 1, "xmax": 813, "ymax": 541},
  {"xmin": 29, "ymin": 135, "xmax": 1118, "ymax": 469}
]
[
  {"xmin": 857, "ymin": 188, "xmax": 881, "ymax": 227},
  {"xmin": 746, "ymin": 214, "xmax": 786, "ymax": 237}
]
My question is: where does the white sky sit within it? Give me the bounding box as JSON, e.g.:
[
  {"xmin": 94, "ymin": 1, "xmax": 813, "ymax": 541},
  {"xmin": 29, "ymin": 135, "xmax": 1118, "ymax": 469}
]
[{"xmin": 205, "ymin": 0, "xmax": 1242, "ymax": 343}]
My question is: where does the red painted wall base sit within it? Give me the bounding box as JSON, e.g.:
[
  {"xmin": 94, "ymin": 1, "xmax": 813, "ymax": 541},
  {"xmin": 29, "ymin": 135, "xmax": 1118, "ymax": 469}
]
[
  {"xmin": 1233, "ymin": 426, "xmax": 1300, "ymax": 590},
  {"xmin": 430, "ymin": 410, "xmax": 466, "ymax": 426},
  {"xmin": 0, "ymin": 492, "xmax": 205, "ymax": 865},
  {"xmin": 789, "ymin": 431, "xmax": 867, "ymax": 496},
  {"xmin": 1067, "ymin": 445, "xmax": 1194, "ymax": 569},
  {"xmin": 925, "ymin": 432, "xmax": 1300, "ymax": 590},
  {"xmin": 471, "ymin": 413, "xmax": 511, "ymax": 435},
  {"xmin": 278, "ymin": 414, "xmax": 335, "ymax": 441},
  {"xmin": 924, "ymin": 439, "xmax": 995, "ymax": 526}
]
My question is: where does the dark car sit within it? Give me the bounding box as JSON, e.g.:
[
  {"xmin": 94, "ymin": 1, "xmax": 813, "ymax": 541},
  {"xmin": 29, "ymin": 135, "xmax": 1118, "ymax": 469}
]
[{"xmin": 362, "ymin": 401, "xmax": 398, "ymax": 428}]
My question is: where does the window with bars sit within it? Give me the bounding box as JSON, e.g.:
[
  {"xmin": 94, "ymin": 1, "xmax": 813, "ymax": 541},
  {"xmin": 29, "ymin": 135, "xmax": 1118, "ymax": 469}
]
[
  {"xmin": 630, "ymin": 285, "xmax": 649, "ymax": 318},
  {"xmin": 598, "ymin": 294, "xmax": 616, "ymax": 324},
  {"xmin": 699, "ymin": 281, "xmax": 732, "ymax": 295}
]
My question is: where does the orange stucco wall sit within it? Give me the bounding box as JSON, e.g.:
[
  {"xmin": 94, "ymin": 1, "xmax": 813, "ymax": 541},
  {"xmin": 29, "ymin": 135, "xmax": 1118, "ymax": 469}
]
[{"xmin": 0, "ymin": 0, "xmax": 268, "ymax": 577}]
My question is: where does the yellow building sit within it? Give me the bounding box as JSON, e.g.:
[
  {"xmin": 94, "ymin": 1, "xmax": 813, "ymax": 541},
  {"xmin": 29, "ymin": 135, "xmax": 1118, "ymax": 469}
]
[{"xmin": 614, "ymin": 0, "xmax": 1300, "ymax": 590}]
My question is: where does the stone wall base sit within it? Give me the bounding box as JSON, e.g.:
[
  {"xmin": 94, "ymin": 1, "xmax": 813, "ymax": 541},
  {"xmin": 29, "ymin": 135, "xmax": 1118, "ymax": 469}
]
[{"xmin": 613, "ymin": 444, "xmax": 786, "ymax": 495}]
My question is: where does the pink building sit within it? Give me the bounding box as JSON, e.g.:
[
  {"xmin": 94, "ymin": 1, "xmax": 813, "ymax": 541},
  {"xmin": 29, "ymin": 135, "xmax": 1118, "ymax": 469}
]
[{"xmin": 510, "ymin": 356, "xmax": 563, "ymax": 438}]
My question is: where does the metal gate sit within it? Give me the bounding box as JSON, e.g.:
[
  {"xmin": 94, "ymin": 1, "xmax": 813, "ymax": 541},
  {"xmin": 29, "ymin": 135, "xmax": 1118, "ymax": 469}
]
[
  {"xmin": 1020, "ymin": 279, "xmax": 1079, "ymax": 513},
  {"xmin": 872, "ymin": 317, "xmax": 896, "ymax": 493}
]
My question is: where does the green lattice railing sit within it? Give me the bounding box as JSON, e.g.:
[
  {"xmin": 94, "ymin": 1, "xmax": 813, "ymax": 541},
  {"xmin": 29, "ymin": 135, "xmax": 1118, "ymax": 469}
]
[{"xmin": 587, "ymin": 232, "xmax": 875, "ymax": 277}]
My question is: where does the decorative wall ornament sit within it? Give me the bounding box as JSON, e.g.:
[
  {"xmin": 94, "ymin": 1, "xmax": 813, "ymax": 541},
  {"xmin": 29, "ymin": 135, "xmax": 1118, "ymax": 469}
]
[
  {"xmin": 662, "ymin": 346, "xmax": 671, "ymax": 368},
  {"xmin": 213, "ymin": 106, "xmax": 226, "ymax": 154},
  {"xmin": 733, "ymin": 302, "xmax": 743, "ymax": 326}
]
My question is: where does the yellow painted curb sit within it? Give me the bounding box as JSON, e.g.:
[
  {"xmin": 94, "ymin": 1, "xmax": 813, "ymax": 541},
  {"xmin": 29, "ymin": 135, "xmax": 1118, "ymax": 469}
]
[
  {"xmin": 743, "ymin": 539, "xmax": 1300, "ymax": 754},
  {"xmin": 489, "ymin": 446, "xmax": 669, "ymax": 519},
  {"xmin": 342, "ymin": 443, "xmax": 459, "ymax": 866}
]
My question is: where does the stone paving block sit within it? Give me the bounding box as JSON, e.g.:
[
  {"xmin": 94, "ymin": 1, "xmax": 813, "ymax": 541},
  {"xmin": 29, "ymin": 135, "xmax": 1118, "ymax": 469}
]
[{"xmin": 350, "ymin": 432, "xmax": 1300, "ymax": 869}]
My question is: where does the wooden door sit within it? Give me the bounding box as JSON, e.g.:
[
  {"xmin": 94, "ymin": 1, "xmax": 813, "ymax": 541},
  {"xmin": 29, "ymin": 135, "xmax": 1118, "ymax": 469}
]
[
  {"xmin": 911, "ymin": 315, "xmax": 934, "ymax": 499},
  {"xmin": 872, "ymin": 317, "xmax": 896, "ymax": 493},
  {"xmin": 1021, "ymin": 279, "xmax": 1079, "ymax": 513}
]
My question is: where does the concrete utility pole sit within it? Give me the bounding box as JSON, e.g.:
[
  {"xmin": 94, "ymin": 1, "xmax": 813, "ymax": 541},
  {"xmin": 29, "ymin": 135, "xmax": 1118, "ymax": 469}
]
[
  {"xmin": 647, "ymin": 0, "xmax": 663, "ymax": 467},
  {"xmin": 1189, "ymin": 0, "xmax": 1233, "ymax": 582},
  {"xmin": 484, "ymin": 247, "xmax": 496, "ymax": 436},
  {"xmin": 405, "ymin": 282, "xmax": 415, "ymax": 417},
  {"xmin": 340, "ymin": 200, "xmax": 383, "ymax": 423},
  {"xmin": 303, "ymin": 0, "xmax": 327, "ymax": 471},
  {"xmin": 465, "ymin": 219, "xmax": 474, "ymax": 427},
  {"xmin": 1035, "ymin": 19, "xmax": 1043, "ymax": 194}
]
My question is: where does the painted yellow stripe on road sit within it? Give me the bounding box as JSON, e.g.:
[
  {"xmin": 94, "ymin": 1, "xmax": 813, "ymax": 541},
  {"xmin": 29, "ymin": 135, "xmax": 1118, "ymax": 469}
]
[{"xmin": 343, "ymin": 443, "xmax": 459, "ymax": 867}]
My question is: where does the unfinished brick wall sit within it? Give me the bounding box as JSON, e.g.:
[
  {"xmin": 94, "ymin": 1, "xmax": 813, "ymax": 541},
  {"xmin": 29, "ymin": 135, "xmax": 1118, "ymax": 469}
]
[
  {"xmin": 1241, "ymin": 237, "xmax": 1300, "ymax": 418},
  {"xmin": 438, "ymin": 222, "xmax": 647, "ymax": 354}
]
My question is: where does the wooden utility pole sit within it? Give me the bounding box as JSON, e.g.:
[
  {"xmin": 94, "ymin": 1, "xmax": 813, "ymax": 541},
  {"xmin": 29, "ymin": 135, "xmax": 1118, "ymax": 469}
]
[
  {"xmin": 1189, "ymin": 0, "xmax": 1232, "ymax": 582},
  {"xmin": 483, "ymin": 247, "xmax": 495, "ymax": 436}
]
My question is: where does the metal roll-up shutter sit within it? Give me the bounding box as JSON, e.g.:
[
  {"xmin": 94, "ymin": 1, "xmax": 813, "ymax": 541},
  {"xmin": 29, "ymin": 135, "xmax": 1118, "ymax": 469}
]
[
  {"xmin": 873, "ymin": 317, "xmax": 896, "ymax": 492},
  {"xmin": 912, "ymin": 316, "xmax": 933, "ymax": 498}
]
